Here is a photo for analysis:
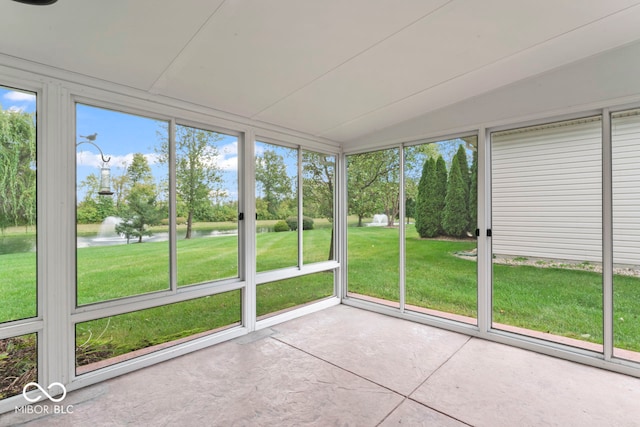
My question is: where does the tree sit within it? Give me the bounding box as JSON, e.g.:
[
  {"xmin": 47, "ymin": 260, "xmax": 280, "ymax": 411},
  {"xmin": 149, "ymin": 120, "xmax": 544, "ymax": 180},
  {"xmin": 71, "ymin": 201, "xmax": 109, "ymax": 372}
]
[
  {"xmin": 116, "ymin": 153, "xmax": 161, "ymax": 243},
  {"xmin": 255, "ymin": 150, "xmax": 293, "ymax": 219},
  {"xmin": 302, "ymin": 152, "xmax": 334, "ymax": 221},
  {"xmin": 469, "ymin": 149, "xmax": 478, "ymax": 232},
  {"xmin": 77, "ymin": 172, "xmax": 116, "ymax": 223},
  {"xmin": 442, "ymin": 160, "xmax": 468, "ymax": 237},
  {"xmin": 157, "ymin": 126, "xmax": 223, "ymax": 239},
  {"xmin": 433, "ymin": 156, "xmax": 448, "ymax": 234},
  {"xmin": 0, "ymin": 107, "xmax": 36, "ymax": 230},
  {"xmin": 347, "ymin": 148, "xmax": 416, "ymax": 228},
  {"xmin": 414, "ymin": 155, "xmax": 448, "ymax": 238},
  {"xmin": 414, "ymin": 157, "xmax": 434, "ymax": 237},
  {"xmin": 303, "ymin": 152, "xmax": 335, "ymax": 259},
  {"xmin": 455, "ymin": 144, "xmax": 470, "ymax": 196}
]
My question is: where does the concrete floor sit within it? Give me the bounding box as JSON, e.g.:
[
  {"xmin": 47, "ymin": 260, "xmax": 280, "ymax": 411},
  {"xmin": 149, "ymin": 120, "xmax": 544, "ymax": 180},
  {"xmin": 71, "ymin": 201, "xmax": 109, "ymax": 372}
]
[{"xmin": 3, "ymin": 305, "xmax": 640, "ymax": 426}]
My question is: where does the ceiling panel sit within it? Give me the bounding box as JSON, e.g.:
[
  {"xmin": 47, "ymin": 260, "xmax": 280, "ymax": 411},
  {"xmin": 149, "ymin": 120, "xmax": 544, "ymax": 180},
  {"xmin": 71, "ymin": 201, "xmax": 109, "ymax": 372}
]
[
  {"xmin": 0, "ymin": 0, "xmax": 224, "ymax": 89},
  {"xmin": 151, "ymin": 0, "xmax": 449, "ymax": 118},
  {"xmin": 254, "ymin": 0, "xmax": 640, "ymax": 138},
  {"xmin": 327, "ymin": 4, "xmax": 640, "ymax": 144},
  {"xmin": 1, "ymin": 0, "xmax": 640, "ymax": 145}
]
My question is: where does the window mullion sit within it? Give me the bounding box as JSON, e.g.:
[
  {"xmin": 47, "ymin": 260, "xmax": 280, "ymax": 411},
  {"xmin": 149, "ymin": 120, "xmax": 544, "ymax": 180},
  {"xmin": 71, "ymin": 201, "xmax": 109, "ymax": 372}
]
[
  {"xmin": 602, "ymin": 109, "xmax": 613, "ymax": 360},
  {"xmin": 169, "ymin": 119, "xmax": 177, "ymax": 292}
]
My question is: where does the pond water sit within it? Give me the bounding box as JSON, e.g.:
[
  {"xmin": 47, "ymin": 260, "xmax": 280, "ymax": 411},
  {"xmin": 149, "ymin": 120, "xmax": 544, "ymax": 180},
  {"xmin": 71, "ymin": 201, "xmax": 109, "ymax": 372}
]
[
  {"xmin": 0, "ymin": 235, "xmax": 36, "ymax": 255},
  {"xmin": 2, "ymin": 227, "xmax": 257, "ymax": 254},
  {"xmin": 76, "ymin": 228, "xmax": 239, "ymax": 248}
]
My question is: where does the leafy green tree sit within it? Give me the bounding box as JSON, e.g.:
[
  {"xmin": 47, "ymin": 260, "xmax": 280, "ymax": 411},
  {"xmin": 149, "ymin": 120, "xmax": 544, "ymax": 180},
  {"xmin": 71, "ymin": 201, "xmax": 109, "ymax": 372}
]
[
  {"xmin": 116, "ymin": 153, "xmax": 161, "ymax": 243},
  {"xmin": 0, "ymin": 107, "xmax": 36, "ymax": 230},
  {"xmin": 347, "ymin": 150, "xmax": 396, "ymax": 227},
  {"xmin": 405, "ymin": 196, "xmax": 416, "ymax": 224},
  {"xmin": 77, "ymin": 172, "xmax": 116, "ymax": 223},
  {"xmin": 442, "ymin": 160, "xmax": 468, "ymax": 237},
  {"xmin": 255, "ymin": 150, "xmax": 293, "ymax": 219},
  {"xmin": 302, "ymin": 152, "xmax": 334, "ymax": 222},
  {"xmin": 157, "ymin": 126, "xmax": 223, "ymax": 238},
  {"xmin": 110, "ymin": 168, "xmax": 128, "ymax": 215},
  {"xmin": 76, "ymin": 200, "xmax": 99, "ymax": 224}
]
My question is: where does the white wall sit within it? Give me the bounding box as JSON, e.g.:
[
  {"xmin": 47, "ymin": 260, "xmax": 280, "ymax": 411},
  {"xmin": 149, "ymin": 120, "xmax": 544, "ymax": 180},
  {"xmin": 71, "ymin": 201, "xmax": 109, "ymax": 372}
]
[
  {"xmin": 491, "ymin": 118, "xmax": 603, "ymax": 262},
  {"xmin": 612, "ymin": 111, "xmax": 640, "ymax": 265}
]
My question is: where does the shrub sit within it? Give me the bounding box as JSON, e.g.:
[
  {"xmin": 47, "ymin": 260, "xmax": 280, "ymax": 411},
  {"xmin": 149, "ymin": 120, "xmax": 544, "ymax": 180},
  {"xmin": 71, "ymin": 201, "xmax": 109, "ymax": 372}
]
[
  {"xmin": 285, "ymin": 216, "xmax": 314, "ymax": 231},
  {"xmin": 274, "ymin": 221, "xmax": 289, "ymax": 232}
]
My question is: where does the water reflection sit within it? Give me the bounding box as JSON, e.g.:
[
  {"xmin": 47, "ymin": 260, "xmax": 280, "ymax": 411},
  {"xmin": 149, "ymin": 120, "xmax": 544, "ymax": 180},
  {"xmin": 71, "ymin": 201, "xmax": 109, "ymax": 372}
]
[
  {"xmin": 0, "ymin": 235, "xmax": 35, "ymax": 254},
  {"xmin": 77, "ymin": 229, "xmax": 238, "ymax": 248}
]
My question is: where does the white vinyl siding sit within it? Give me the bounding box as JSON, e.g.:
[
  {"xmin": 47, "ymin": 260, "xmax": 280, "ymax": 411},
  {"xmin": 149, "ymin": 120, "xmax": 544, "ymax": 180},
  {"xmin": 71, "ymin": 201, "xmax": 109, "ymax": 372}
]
[
  {"xmin": 491, "ymin": 117, "xmax": 603, "ymax": 262},
  {"xmin": 612, "ymin": 110, "xmax": 640, "ymax": 266}
]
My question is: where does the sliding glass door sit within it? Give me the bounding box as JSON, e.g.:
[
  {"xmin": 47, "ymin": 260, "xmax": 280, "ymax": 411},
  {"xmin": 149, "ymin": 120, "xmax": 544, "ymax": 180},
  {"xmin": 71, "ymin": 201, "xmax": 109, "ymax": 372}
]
[
  {"xmin": 404, "ymin": 138, "xmax": 477, "ymax": 324},
  {"xmin": 491, "ymin": 117, "xmax": 603, "ymax": 350}
]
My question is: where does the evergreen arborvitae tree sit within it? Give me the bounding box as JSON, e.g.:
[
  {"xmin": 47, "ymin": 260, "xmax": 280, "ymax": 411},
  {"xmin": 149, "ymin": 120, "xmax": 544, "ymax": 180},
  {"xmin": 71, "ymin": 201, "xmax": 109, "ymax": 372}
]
[
  {"xmin": 433, "ymin": 155, "xmax": 448, "ymax": 235},
  {"xmin": 442, "ymin": 160, "xmax": 468, "ymax": 237},
  {"xmin": 414, "ymin": 157, "xmax": 433, "ymax": 237},
  {"xmin": 422, "ymin": 156, "xmax": 448, "ymax": 237},
  {"xmin": 469, "ymin": 149, "xmax": 478, "ymax": 232},
  {"xmin": 455, "ymin": 144, "xmax": 470, "ymax": 194}
]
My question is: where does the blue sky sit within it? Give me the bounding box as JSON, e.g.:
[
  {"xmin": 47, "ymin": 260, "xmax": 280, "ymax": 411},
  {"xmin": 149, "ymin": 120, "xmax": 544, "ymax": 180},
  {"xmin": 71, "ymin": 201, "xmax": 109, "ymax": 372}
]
[
  {"xmin": 76, "ymin": 103, "xmax": 240, "ymax": 202},
  {"xmin": 0, "ymin": 86, "xmax": 35, "ymax": 113},
  {"xmin": 2, "ymin": 86, "xmax": 305, "ymax": 203},
  {"xmin": 0, "ymin": 86, "xmax": 241, "ymax": 202}
]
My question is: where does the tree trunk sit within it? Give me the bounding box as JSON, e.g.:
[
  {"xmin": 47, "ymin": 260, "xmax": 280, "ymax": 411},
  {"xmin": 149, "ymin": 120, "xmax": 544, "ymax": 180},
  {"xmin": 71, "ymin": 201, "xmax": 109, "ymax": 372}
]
[
  {"xmin": 185, "ymin": 211, "xmax": 193, "ymax": 239},
  {"xmin": 357, "ymin": 215, "xmax": 363, "ymax": 227},
  {"xmin": 328, "ymin": 228, "xmax": 334, "ymax": 260}
]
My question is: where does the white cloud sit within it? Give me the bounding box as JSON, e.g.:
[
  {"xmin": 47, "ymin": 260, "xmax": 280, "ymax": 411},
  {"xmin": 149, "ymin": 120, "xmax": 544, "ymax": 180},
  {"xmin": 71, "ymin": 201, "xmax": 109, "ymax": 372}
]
[
  {"xmin": 7, "ymin": 105, "xmax": 26, "ymax": 113},
  {"xmin": 218, "ymin": 141, "xmax": 239, "ymax": 171},
  {"xmin": 76, "ymin": 151, "xmax": 160, "ymax": 169},
  {"xmin": 4, "ymin": 91, "xmax": 35, "ymax": 102},
  {"xmin": 76, "ymin": 151, "xmax": 105, "ymax": 168}
]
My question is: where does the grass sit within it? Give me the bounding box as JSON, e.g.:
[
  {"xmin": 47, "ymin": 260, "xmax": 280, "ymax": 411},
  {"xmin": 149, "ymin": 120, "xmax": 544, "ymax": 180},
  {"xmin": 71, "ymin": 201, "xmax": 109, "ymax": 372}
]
[
  {"xmin": 2, "ymin": 223, "xmax": 640, "ymax": 378},
  {"xmin": 348, "ymin": 225, "xmax": 640, "ymax": 351}
]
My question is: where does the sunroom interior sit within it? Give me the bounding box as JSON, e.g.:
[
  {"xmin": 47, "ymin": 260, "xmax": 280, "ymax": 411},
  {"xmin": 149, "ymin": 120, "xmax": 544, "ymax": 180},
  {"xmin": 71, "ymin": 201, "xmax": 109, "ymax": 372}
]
[{"xmin": 2, "ymin": 0, "xmax": 640, "ymax": 423}]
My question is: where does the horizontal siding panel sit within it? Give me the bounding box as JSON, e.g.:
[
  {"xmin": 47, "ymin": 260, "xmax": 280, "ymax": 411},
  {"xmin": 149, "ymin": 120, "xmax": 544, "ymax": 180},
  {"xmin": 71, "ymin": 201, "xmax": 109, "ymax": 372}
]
[
  {"xmin": 492, "ymin": 118, "xmax": 604, "ymax": 263},
  {"xmin": 612, "ymin": 113, "xmax": 640, "ymax": 264},
  {"xmin": 491, "ymin": 115, "xmax": 640, "ymax": 265}
]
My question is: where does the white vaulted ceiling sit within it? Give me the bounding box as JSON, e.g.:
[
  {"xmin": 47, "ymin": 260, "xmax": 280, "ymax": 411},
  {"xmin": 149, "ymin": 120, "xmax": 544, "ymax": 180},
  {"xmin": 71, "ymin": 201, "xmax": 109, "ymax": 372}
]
[{"xmin": 2, "ymin": 0, "xmax": 640, "ymax": 149}]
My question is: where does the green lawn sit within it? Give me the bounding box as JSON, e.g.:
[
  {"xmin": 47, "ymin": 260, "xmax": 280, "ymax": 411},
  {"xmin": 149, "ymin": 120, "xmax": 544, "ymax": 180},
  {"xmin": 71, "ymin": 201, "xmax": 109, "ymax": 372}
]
[{"xmin": 2, "ymin": 224, "xmax": 640, "ymax": 370}]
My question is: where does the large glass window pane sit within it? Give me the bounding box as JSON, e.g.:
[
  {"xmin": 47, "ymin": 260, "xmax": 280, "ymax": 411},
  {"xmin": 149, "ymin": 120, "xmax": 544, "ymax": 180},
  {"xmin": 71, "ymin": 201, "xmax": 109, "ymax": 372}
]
[
  {"xmin": 346, "ymin": 148, "xmax": 400, "ymax": 305},
  {"xmin": 0, "ymin": 86, "xmax": 37, "ymax": 324},
  {"xmin": 257, "ymin": 272, "xmax": 335, "ymax": 319},
  {"xmin": 0, "ymin": 333, "xmax": 37, "ymax": 400},
  {"xmin": 404, "ymin": 138, "xmax": 477, "ymax": 324},
  {"xmin": 612, "ymin": 109, "xmax": 640, "ymax": 361},
  {"xmin": 172, "ymin": 125, "xmax": 238, "ymax": 287},
  {"xmin": 255, "ymin": 141, "xmax": 298, "ymax": 272},
  {"xmin": 302, "ymin": 151, "xmax": 335, "ymax": 264},
  {"xmin": 75, "ymin": 291, "xmax": 241, "ymax": 374},
  {"xmin": 491, "ymin": 117, "xmax": 603, "ymax": 350},
  {"xmin": 76, "ymin": 104, "xmax": 169, "ymax": 305}
]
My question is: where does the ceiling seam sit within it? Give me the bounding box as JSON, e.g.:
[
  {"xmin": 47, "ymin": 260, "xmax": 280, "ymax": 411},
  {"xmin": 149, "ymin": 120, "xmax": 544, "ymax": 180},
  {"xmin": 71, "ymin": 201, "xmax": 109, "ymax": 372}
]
[
  {"xmin": 147, "ymin": 0, "xmax": 228, "ymax": 93},
  {"xmin": 318, "ymin": 2, "xmax": 640, "ymax": 140},
  {"xmin": 249, "ymin": 0, "xmax": 456, "ymax": 120}
]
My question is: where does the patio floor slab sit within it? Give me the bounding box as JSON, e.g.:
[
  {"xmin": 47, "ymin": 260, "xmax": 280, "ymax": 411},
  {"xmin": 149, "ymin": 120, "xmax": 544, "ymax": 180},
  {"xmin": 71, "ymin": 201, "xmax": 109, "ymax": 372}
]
[{"xmin": 3, "ymin": 305, "xmax": 639, "ymax": 426}]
